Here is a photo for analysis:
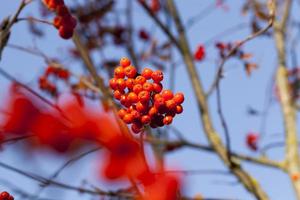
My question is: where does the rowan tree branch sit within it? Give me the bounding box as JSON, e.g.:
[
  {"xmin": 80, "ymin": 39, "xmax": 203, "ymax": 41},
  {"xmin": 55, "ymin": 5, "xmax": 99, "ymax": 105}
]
[{"xmin": 163, "ymin": 0, "xmax": 274, "ymax": 199}]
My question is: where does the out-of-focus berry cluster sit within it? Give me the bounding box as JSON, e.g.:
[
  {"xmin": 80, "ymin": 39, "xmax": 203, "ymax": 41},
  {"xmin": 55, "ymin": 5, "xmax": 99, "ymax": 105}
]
[
  {"xmin": 43, "ymin": 0, "xmax": 77, "ymax": 39},
  {"xmin": 109, "ymin": 58, "xmax": 184, "ymax": 133},
  {"xmin": 39, "ymin": 65, "xmax": 70, "ymax": 96}
]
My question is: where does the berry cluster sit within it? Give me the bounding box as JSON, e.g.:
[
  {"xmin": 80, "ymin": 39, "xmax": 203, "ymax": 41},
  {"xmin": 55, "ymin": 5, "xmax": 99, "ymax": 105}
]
[
  {"xmin": 109, "ymin": 58, "xmax": 184, "ymax": 133},
  {"xmin": 39, "ymin": 65, "xmax": 70, "ymax": 96},
  {"xmin": 0, "ymin": 191, "xmax": 14, "ymax": 200},
  {"xmin": 43, "ymin": 0, "xmax": 77, "ymax": 39}
]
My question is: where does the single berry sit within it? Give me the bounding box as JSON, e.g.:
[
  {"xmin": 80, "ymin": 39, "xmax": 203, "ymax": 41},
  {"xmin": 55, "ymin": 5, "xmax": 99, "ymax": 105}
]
[
  {"xmin": 173, "ymin": 93, "xmax": 185, "ymax": 104},
  {"xmin": 161, "ymin": 89, "xmax": 174, "ymax": 101},
  {"xmin": 163, "ymin": 116, "xmax": 173, "ymax": 125},
  {"xmin": 114, "ymin": 66, "xmax": 125, "ymax": 78},
  {"xmin": 120, "ymin": 57, "xmax": 131, "ymax": 67},
  {"xmin": 138, "ymin": 91, "xmax": 150, "ymax": 103},
  {"xmin": 135, "ymin": 76, "xmax": 146, "ymax": 85},
  {"xmin": 133, "ymin": 84, "xmax": 143, "ymax": 94},
  {"xmin": 141, "ymin": 68, "xmax": 153, "ymax": 79},
  {"xmin": 124, "ymin": 66, "xmax": 137, "ymax": 78},
  {"xmin": 151, "ymin": 70, "xmax": 163, "ymax": 83}
]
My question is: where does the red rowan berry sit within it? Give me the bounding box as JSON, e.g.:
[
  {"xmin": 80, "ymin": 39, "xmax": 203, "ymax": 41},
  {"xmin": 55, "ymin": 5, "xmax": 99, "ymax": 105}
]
[
  {"xmin": 120, "ymin": 57, "xmax": 131, "ymax": 67},
  {"xmin": 148, "ymin": 106, "xmax": 158, "ymax": 117},
  {"xmin": 133, "ymin": 84, "xmax": 143, "ymax": 94},
  {"xmin": 143, "ymin": 82, "xmax": 153, "ymax": 92},
  {"xmin": 58, "ymin": 26, "xmax": 73, "ymax": 39},
  {"xmin": 151, "ymin": 70, "xmax": 163, "ymax": 83},
  {"xmin": 113, "ymin": 90, "xmax": 123, "ymax": 100},
  {"xmin": 162, "ymin": 89, "xmax": 174, "ymax": 101},
  {"xmin": 138, "ymin": 91, "xmax": 150, "ymax": 103},
  {"xmin": 123, "ymin": 114, "xmax": 134, "ymax": 124},
  {"xmin": 154, "ymin": 97, "xmax": 165, "ymax": 109},
  {"xmin": 135, "ymin": 75, "xmax": 146, "ymax": 85},
  {"xmin": 153, "ymin": 82, "xmax": 163, "ymax": 93},
  {"xmin": 141, "ymin": 115, "xmax": 151, "ymax": 124},
  {"xmin": 163, "ymin": 116, "xmax": 173, "ymax": 125},
  {"xmin": 109, "ymin": 78, "xmax": 118, "ymax": 90},
  {"xmin": 194, "ymin": 44, "xmax": 205, "ymax": 61},
  {"xmin": 126, "ymin": 78, "xmax": 135, "ymax": 90},
  {"xmin": 154, "ymin": 93, "xmax": 162, "ymax": 101},
  {"xmin": 116, "ymin": 78, "xmax": 126, "ymax": 90},
  {"xmin": 175, "ymin": 105, "xmax": 183, "ymax": 114},
  {"xmin": 53, "ymin": 16, "xmax": 62, "ymax": 29},
  {"xmin": 118, "ymin": 109, "xmax": 127, "ymax": 119},
  {"xmin": 56, "ymin": 5, "xmax": 69, "ymax": 16},
  {"xmin": 173, "ymin": 92, "xmax": 185, "ymax": 104},
  {"xmin": 165, "ymin": 99, "xmax": 176, "ymax": 110},
  {"xmin": 128, "ymin": 92, "xmax": 138, "ymax": 103},
  {"xmin": 136, "ymin": 102, "xmax": 148, "ymax": 113},
  {"xmin": 124, "ymin": 66, "xmax": 137, "ymax": 78},
  {"xmin": 114, "ymin": 66, "xmax": 125, "ymax": 78},
  {"xmin": 131, "ymin": 110, "xmax": 141, "ymax": 120},
  {"xmin": 120, "ymin": 95, "xmax": 130, "ymax": 107},
  {"xmin": 0, "ymin": 192, "xmax": 9, "ymax": 199},
  {"xmin": 141, "ymin": 68, "xmax": 153, "ymax": 79}
]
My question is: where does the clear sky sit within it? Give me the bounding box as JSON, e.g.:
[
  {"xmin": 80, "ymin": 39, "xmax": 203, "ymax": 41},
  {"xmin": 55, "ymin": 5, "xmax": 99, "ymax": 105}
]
[{"xmin": 0, "ymin": 1, "xmax": 299, "ymax": 200}]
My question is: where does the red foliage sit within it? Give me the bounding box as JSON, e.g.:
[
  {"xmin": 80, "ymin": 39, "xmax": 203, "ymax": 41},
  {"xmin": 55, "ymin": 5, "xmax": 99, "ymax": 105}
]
[
  {"xmin": 1, "ymin": 92, "xmax": 41, "ymax": 135},
  {"xmin": 102, "ymin": 135, "xmax": 149, "ymax": 180},
  {"xmin": 141, "ymin": 172, "xmax": 180, "ymax": 200}
]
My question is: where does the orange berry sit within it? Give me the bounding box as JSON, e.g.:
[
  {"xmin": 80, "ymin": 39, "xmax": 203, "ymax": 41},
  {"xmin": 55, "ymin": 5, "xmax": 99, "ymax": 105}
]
[
  {"xmin": 114, "ymin": 66, "xmax": 125, "ymax": 78},
  {"xmin": 116, "ymin": 78, "xmax": 126, "ymax": 90},
  {"xmin": 153, "ymin": 82, "xmax": 163, "ymax": 93},
  {"xmin": 138, "ymin": 91, "xmax": 150, "ymax": 103},
  {"xmin": 141, "ymin": 115, "xmax": 151, "ymax": 124},
  {"xmin": 123, "ymin": 114, "xmax": 134, "ymax": 124},
  {"xmin": 143, "ymin": 82, "xmax": 153, "ymax": 92},
  {"xmin": 136, "ymin": 102, "xmax": 148, "ymax": 113},
  {"xmin": 113, "ymin": 90, "xmax": 123, "ymax": 100},
  {"xmin": 135, "ymin": 76, "xmax": 146, "ymax": 85},
  {"xmin": 133, "ymin": 84, "xmax": 143, "ymax": 94},
  {"xmin": 151, "ymin": 70, "xmax": 163, "ymax": 83},
  {"xmin": 120, "ymin": 57, "xmax": 131, "ymax": 67},
  {"xmin": 118, "ymin": 109, "xmax": 127, "ymax": 119},
  {"xmin": 141, "ymin": 68, "xmax": 153, "ymax": 79},
  {"xmin": 161, "ymin": 89, "xmax": 173, "ymax": 101},
  {"xmin": 154, "ymin": 97, "xmax": 165, "ymax": 109},
  {"xmin": 128, "ymin": 92, "xmax": 138, "ymax": 103},
  {"xmin": 175, "ymin": 105, "xmax": 183, "ymax": 114},
  {"xmin": 163, "ymin": 116, "xmax": 173, "ymax": 125},
  {"xmin": 165, "ymin": 99, "xmax": 176, "ymax": 110},
  {"xmin": 124, "ymin": 66, "xmax": 137, "ymax": 78},
  {"xmin": 173, "ymin": 92, "xmax": 184, "ymax": 104},
  {"xmin": 109, "ymin": 78, "xmax": 118, "ymax": 90},
  {"xmin": 126, "ymin": 78, "xmax": 135, "ymax": 90},
  {"xmin": 148, "ymin": 106, "xmax": 158, "ymax": 117}
]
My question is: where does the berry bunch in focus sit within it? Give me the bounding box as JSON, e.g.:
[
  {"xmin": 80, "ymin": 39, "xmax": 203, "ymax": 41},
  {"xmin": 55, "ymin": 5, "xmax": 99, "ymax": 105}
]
[
  {"xmin": 109, "ymin": 58, "xmax": 184, "ymax": 133},
  {"xmin": 43, "ymin": 0, "xmax": 77, "ymax": 39},
  {"xmin": 0, "ymin": 191, "xmax": 14, "ymax": 200}
]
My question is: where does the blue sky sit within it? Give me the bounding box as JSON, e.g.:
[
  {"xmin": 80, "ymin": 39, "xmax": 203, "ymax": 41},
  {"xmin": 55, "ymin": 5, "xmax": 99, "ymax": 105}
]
[{"xmin": 0, "ymin": 0, "xmax": 299, "ymax": 200}]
